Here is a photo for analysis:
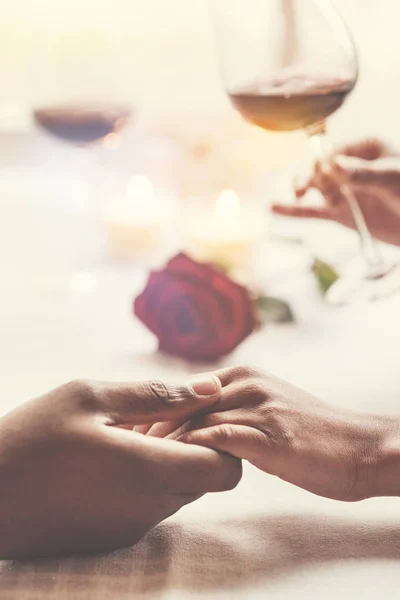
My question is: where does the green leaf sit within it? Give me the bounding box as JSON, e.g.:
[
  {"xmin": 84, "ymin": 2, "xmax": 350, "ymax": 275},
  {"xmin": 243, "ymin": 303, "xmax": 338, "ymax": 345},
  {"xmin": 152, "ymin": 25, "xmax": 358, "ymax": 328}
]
[
  {"xmin": 255, "ymin": 296, "xmax": 295, "ymax": 324},
  {"xmin": 312, "ymin": 258, "xmax": 339, "ymax": 294}
]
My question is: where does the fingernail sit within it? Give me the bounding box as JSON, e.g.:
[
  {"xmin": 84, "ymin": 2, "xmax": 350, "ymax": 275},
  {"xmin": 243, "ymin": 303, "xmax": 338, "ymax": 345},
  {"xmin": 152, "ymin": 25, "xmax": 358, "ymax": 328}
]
[{"xmin": 187, "ymin": 375, "xmax": 218, "ymax": 396}]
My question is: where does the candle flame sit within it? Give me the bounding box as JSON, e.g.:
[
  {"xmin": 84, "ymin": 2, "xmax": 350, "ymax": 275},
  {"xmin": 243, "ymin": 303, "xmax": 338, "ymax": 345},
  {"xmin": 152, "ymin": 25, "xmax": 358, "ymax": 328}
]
[
  {"xmin": 102, "ymin": 175, "xmax": 155, "ymax": 222},
  {"xmin": 127, "ymin": 175, "xmax": 153, "ymax": 202},
  {"xmin": 121, "ymin": 175, "xmax": 153, "ymax": 217},
  {"xmin": 216, "ymin": 190, "xmax": 241, "ymax": 221}
]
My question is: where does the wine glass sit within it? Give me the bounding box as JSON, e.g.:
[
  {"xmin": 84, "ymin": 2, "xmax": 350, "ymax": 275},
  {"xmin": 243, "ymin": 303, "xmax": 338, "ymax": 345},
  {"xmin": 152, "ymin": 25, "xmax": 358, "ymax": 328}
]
[
  {"xmin": 27, "ymin": 1, "xmax": 134, "ymax": 270},
  {"xmin": 211, "ymin": 0, "xmax": 400, "ymax": 304},
  {"xmin": 31, "ymin": 2, "xmax": 132, "ymax": 148}
]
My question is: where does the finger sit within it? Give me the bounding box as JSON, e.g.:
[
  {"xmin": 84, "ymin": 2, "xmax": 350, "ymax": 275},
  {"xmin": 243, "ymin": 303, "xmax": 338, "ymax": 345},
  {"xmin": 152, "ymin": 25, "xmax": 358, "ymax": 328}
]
[
  {"xmin": 293, "ymin": 160, "xmax": 339, "ymax": 200},
  {"xmin": 149, "ymin": 390, "xmax": 252, "ymax": 433},
  {"xmin": 116, "ymin": 423, "xmax": 137, "ymax": 431},
  {"xmin": 159, "ymin": 409, "xmax": 254, "ymax": 441},
  {"xmin": 142, "ymin": 369, "xmax": 252, "ymax": 435},
  {"xmin": 294, "ymin": 171, "xmax": 318, "ymax": 198},
  {"xmin": 177, "ymin": 424, "xmax": 267, "ymax": 466},
  {"xmin": 293, "ymin": 161, "xmax": 324, "ymax": 198},
  {"xmin": 294, "ymin": 183, "xmax": 310, "ymax": 199},
  {"xmin": 143, "ymin": 366, "xmax": 264, "ymax": 434},
  {"xmin": 82, "ymin": 374, "xmax": 222, "ymax": 425},
  {"xmin": 293, "ymin": 159, "xmax": 338, "ymax": 199},
  {"xmin": 338, "ymin": 138, "xmax": 393, "ymax": 161},
  {"xmin": 310, "ymin": 163, "xmax": 347, "ymax": 208},
  {"xmin": 134, "ymin": 424, "xmax": 153, "ymax": 435},
  {"xmin": 141, "ymin": 434, "xmax": 243, "ymax": 494},
  {"xmin": 332, "ymin": 156, "xmax": 400, "ymax": 190},
  {"xmin": 205, "ymin": 365, "xmax": 262, "ymax": 387},
  {"xmin": 272, "ymin": 204, "xmax": 332, "ymax": 220},
  {"xmin": 105, "ymin": 426, "xmax": 242, "ymax": 494},
  {"xmin": 193, "ymin": 367, "xmax": 282, "ymax": 413},
  {"xmin": 147, "ymin": 420, "xmax": 185, "ymax": 438},
  {"xmin": 146, "ymin": 367, "xmax": 272, "ymax": 419}
]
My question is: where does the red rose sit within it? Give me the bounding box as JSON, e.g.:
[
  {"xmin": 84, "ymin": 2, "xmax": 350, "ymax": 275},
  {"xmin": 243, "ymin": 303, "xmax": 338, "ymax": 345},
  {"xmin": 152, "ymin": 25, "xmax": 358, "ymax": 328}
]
[{"xmin": 134, "ymin": 253, "xmax": 257, "ymax": 362}]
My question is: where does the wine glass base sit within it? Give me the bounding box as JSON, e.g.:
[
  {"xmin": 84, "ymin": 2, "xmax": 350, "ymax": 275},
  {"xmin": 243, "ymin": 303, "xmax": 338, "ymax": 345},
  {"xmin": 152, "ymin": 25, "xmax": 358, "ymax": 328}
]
[{"xmin": 326, "ymin": 261, "xmax": 400, "ymax": 305}]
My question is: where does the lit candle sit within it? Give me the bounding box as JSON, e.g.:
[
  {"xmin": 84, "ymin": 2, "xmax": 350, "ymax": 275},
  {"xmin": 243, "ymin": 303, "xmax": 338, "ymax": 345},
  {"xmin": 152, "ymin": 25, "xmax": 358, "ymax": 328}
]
[
  {"xmin": 102, "ymin": 175, "xmax": 164, "ymax": 259},
  {"xmin": 187, "ymin": 190, "xmax": 266, "ymax": 270}
]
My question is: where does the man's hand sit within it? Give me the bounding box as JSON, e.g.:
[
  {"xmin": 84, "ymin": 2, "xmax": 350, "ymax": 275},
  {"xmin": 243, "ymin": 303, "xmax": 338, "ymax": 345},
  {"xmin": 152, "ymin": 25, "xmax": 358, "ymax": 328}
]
[
  {"xmin": 0, "ymin": 375, "xmax": 241, "ymax": 559},
  {"xmin": 145, "ymin": 366, "xmax": 395, "ymax": 503},
  {"xmin": 272, "ymin": 138, "xmax": 400, "ymax": 247}
]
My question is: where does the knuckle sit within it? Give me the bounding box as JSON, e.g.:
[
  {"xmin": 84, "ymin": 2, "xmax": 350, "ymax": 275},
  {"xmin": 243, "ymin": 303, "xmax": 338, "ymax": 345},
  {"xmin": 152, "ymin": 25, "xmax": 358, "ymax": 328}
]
[
  {"xmin": 233, "ymin": 378, "xmax": 268, "ymax": 407},
  {"xmin": 261, "ymin": 405, "xmax": 291, "ymax": 449},
  {"xmin": 213, "ymin": 423, "xmax": 237, "ymax": 444},
  {"xmin": 246, "ymin": 378, "xmax": 267, "ymax": 402},
  {"xmin": 233, "ymin": 364, "xmax": 261, "ymax": 381},
  {"xmin": 63, "ymin": 379, "xmax": 99, "ymax": 411},
  {"xmin": 148, "ymin": 379, "xmax": 170, "ymax": 404},
  {"xmin": 147, "ymin": 380, "xmax": 171, "ymax": 409}
]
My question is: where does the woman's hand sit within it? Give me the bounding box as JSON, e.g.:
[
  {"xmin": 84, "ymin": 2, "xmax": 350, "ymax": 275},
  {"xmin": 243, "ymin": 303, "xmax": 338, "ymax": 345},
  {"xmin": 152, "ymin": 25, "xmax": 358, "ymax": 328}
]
[
  {"xmin": 0, "ymin": 376, "xmax": 241, "ymax": 559},
  {"xmin": 272, "ymin": 138, "xmax": 400, "ymax": 247},
  {"xmin": 145, "ymin": 366, "xmax": 395, "ymax": 503}
]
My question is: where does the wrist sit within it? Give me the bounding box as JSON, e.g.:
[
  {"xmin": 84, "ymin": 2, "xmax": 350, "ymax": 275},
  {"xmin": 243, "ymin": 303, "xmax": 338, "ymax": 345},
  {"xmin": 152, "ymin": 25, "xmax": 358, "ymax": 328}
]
[{"xmin": 373, "ymin": 415, "xmax": 400, "ymax": 498}]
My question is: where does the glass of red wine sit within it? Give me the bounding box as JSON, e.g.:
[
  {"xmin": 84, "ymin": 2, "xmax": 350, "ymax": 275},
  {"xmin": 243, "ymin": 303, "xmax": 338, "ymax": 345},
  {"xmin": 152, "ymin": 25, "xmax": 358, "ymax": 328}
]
[
  {"xmin": 29, "ymin": 4, "xmax": 133, "ymax": 269},
  {"xmin": 31, "ymin": 3, "xmax": 132, "ymax": 148},
  {"xmin": 211, "ymin": 0, "xmax": 400, "ymax": 304}
]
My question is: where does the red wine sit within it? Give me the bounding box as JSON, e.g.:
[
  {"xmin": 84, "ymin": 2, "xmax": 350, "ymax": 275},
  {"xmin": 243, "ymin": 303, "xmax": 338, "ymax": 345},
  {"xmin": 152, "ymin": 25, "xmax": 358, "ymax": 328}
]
[
  {"xmin": 229, "ymin": 75, "xmax": 355, "ymax": 132},
  {"xmin": 33, "ymin": 104, "xmax": 132, "ymax": 144}
]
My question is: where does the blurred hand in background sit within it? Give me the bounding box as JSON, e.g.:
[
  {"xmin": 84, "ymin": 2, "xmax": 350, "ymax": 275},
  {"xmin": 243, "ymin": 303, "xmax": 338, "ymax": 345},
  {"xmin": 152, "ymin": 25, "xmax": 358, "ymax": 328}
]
[{"xmin": 273, "ymin": 138, "xmax": 400, "ymax": 247}]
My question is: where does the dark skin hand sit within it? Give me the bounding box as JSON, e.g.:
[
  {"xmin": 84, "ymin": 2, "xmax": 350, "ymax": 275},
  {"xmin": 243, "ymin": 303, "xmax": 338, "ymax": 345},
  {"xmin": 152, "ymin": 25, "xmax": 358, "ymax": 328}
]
[
  {"xmin": 0, "ymin": 375, "xmax": 241, "ymax": 559},
  {"xmin": 272, "ymin": 138, "xmax": 400, "ymax": 247},
  {"xmin": 143, "ymin": 366, "xmax": 400, "ymax": 503}
]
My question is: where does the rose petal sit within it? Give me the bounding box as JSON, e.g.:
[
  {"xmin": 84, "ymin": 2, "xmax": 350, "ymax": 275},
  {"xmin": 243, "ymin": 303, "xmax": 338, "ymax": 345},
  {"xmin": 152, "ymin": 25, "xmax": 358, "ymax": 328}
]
[
  {"xmin": 166, "ymin": 252, "xmax": 220, "ymax": 283},
  {"xmin": 159, "ymin": 294, "xmax": 204, "ymax": 357},
  {"xmin": 134, "ymin": 252, "xmax": 258, "ymax": 363},
  {"xmin": 212, "ymin": 276, "xmax": 256, "ymax": 353},
  {"xmin": 134, "ymin": 272, "xmax": 171, "ymax": 336}
]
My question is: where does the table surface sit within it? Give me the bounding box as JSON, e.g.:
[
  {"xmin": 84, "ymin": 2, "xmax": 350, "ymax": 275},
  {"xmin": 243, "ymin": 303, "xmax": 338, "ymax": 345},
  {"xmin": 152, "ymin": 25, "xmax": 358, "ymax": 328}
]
[
  {"xmin": 0, "ymin": 153, "xmax": 400, "ymax": 600},
  {"xmin": 2, "ymin": 1, "xmax": 400, "ymax": 593}
]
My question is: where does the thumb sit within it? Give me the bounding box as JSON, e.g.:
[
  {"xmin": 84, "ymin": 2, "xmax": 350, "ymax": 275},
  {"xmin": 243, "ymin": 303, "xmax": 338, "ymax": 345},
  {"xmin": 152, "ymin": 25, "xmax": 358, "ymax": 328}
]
[
  {"xmin": 89, "ymin": 375, "xmax": 222, "ymax": 425},
  {"xmin": 332, "ymin": 155, "xmax": 400, "ymax": 189}
]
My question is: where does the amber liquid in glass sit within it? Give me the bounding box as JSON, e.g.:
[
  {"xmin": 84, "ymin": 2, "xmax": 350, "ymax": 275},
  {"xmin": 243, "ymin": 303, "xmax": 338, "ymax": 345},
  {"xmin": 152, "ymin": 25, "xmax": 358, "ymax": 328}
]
[{"xmin": 229, "ymin": 75, "xmax": 354, "ymax": 132}]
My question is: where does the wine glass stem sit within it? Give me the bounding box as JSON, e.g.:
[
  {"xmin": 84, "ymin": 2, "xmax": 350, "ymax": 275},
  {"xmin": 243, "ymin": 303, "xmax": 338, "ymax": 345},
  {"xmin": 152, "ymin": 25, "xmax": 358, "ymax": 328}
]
[
  {"xmin": 282, "ymin": 0, "xmax": 296, "ymax": 67},
  {"xmin": 309, "ymin": 129, "xmax": 384, "ymax": 270}
]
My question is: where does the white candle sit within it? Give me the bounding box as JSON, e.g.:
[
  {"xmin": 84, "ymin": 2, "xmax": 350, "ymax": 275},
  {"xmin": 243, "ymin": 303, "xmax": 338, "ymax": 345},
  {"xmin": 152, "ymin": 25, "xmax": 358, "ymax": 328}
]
[
  {"xmin": 102, "ymin": 175, "xmax": 164, "ymax": 259},
  {"xmin": 187, "ymin": 190, "xmax": 266, "ymax": 270}
]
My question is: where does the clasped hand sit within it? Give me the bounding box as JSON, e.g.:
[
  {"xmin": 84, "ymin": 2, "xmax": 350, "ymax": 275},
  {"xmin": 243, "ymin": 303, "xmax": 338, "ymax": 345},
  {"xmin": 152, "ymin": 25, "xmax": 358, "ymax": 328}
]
[
  {"xmin": 1, "ymin": 364, "xmax": 396, "ymax": 559},
  {"xmin": 0, "ymin": 377, "xmax": 240, "ymax": 558},
  {"xmin": 144, "ymin": 366, "xmax": 393, "ymax": 504}
]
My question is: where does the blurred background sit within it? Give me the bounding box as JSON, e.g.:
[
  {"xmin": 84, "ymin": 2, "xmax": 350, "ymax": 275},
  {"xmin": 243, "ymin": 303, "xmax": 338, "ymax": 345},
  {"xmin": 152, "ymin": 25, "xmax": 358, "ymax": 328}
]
[
  {"xmin": 1, "ymin": 0, "xmax": 399, "ymax": 266},
  {"xmin": 1, "ymin": 0, "xmax": 400, "ymax": 407},
  {"xmin": 1, "ymin": 0, "xmax": 399, "ymax": 157}
]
